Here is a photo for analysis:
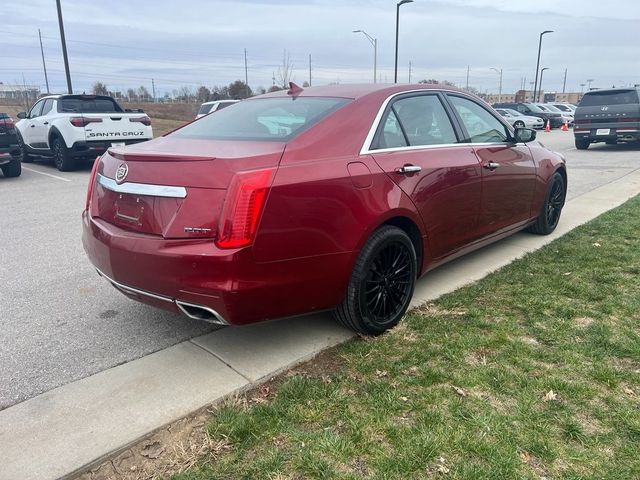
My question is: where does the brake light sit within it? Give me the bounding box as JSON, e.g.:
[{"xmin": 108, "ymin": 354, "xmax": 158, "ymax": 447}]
[
  {"xmin": 85, "ymin": 156, "xmax": 101, "ymax": 211},
  {"xmin": 0, "ymin": 117, "xmax": 14, "ymax": 129},
  {"xmin": 621, "ymin": 117, "xmax": 639, "ymax": 123},
  {"xmin": 129, "ymin": 116, "xmax": 151, "ymax": 126},
  {"xmin": 215, "ymin": 168, "xmax": 275, "ymax": 249},
  {"xmin": 70, "ymin": 117, "xmax": 103, "ymax": 127}
]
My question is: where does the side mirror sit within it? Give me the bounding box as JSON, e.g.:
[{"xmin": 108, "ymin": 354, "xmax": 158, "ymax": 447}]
[
  {"xmin": 17, "ymin": 112, "xmax": 27, "ymax": 119},
  {"xmin": 514, "ymin": 127, "xmax": 536, "ymax": 143}
]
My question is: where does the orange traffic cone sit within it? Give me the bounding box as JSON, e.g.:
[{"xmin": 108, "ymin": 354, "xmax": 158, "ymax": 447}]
[
  {"xmin": 561, "ymin": 120, "xmax": 569, "ymax": 131},
  {"xmin": 545, "ymin": 120, "xmax": 551, "ymax": 132}
]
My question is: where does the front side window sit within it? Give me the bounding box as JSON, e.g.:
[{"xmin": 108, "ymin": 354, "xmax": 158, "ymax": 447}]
[
  {"xmin": 448, "ymin": 95, "xmax": 509, "ymax": 143},
  {"xmin": 41, "ymin": 99, "xmax": 54, "ymax": 115},
  {"xmin": 173, "ymin": 97, "xmax": 349, "ymax": 141},
  {"xmin": 29, "ymin": 100, "xmax": 44, "ymax": 118}
]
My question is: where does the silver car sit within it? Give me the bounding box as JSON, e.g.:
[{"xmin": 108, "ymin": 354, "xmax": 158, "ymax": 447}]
[{"xmin": 495, "ymin": 108, "xmax": 545, "ymax": 129}]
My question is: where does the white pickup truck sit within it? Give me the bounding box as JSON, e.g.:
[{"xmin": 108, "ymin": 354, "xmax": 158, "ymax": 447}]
[{"xmin": 15, "ymin": 94, "xmax": 153, "ymax": 171}]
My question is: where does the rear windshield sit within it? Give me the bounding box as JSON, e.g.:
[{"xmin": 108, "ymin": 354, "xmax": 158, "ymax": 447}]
[
  {"xmin": 0, "ymin": 112, "xmax": 8, "ymax": 119},
  {"xmin": 579, "ymin": 90, "xmax": 639, "ymax": 107},
  {"xmin": 173, "ymin": 97, "xmax": 350, "ymax": 141},
  {"xmin": 197, "ymin": 103, "xmax": 213, "ymax": 115},
  {"xmin": 58, "ymin": 96, "xmax": 123, "ymax": 113}
]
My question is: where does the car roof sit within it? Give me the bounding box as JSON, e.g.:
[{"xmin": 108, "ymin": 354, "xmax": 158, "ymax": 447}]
[
  {"xmin": 202, "ymin": 99, "xmax": 240, "ymax": 106},
  {"xmin": 258, "ymin": 83, "xmax": 469, "ymax": 101}
]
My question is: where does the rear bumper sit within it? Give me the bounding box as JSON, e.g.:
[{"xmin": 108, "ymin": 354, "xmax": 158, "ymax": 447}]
[
  {"xmin": 574, "ymin": 127, "xmax": 640, "ymax": 143},
  {"xmin": 0, "ymin": 141, "xmax": 20, "ymax": 161},
  {"xmin": 82, "ymin": 212, "xmax": 352, "ymax": 325},
  {"xmin": 70, "ymin": 139, "xmax": 150, "ymax": 158}
]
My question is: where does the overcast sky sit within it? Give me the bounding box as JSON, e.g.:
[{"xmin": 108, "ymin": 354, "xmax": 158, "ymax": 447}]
[{"xmin": 2, "ymin": 0, "xmax": 639, "ymax": 97}]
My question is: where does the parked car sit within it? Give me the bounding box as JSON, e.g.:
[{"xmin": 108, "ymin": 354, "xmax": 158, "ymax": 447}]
[
  {"xmin": 83, "ymin": 84, "xmax": 567, "ymax": 335},
  {"xmin": 15, "ymin": 94, "xmax": 153, "ymax": 171},
  {"xmin": 493, "ymin": 102, "xmax": 564, "ymax": 128},
  {"xmin": 573, "ymin": 87, "xmax": 640, "ymax": 149},
  {"xmin": 495, "ymin": 108, "xmax": 544, "ymax": 129},
  {"xmin": 549, "ymin": 103, "xmax": 576, "ymax": 114},
  {"xmin": 195, "ymin": 100, "xmax": 239, "ymax": 119},
  {"xmin": 536, "ymin": 103, "xmax": 573, "ymax": 125},
  {"xmin": 0, "ymin": 113, "xmax": 21, "ymax": 177}
]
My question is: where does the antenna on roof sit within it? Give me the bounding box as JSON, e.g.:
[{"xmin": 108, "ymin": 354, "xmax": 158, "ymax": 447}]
[{"xmin": 287, "ymin": 82, "xmax": 303, "ymax": 96}]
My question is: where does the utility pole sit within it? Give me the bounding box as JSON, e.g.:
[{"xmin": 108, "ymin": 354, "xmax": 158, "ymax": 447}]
[
  {"xmin": 151, "ymin": 78, "xmax": 156, "ymax": 102},
  {"xmin": 587, "ymin": 78, "xmax": 594, "ymax": 91},
  {"xmin": 408, "ymin": 61, "xmax": 412, "ymax": 83},
  {"xmin": 38, "ymin": 29, "xmax": 50, "ymax": 94},
  {"xmin": 309, "ymin": 54, "xmax": 312, "ymax": 86},
  {"xmin": 244, "ymin": 48, "xmax": 249, "ymax": 97},
  {"xmin": 562, "ymin": 68, "xmax": 567, "ymax": 93},
  {"xmin": 466, "ymin": 65, "xmax": 470, "ymax": 90},
  {"xmin": 56, "ymin": 0, "xmax": 73, "ymax": 94}
]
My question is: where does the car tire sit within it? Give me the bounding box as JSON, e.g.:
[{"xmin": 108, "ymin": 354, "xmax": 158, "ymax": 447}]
[
  {"xmin": 514, "ymin": 120, "xmax": 525, "ymax": 128},
  {"xmin": 1, "ymin": 156, "xmax": 22, "ymax": 177},
  {"xmin": 16, "ymin": 132, "xmax": 33, "ymax": 163},
  {"xmin": 52, "ymin": 137, "xmax": 76, "ymax": 171},
  {"xmin": 527, "ymin": 172, "xmax": 565, "ymax": 235},
  {"xmin": 575, "ymin": 138, "xmax": 590, "ymax": 150},
  {"xmin": 334, "ymin": 225, "xmax": 417, "ymax": 335}
]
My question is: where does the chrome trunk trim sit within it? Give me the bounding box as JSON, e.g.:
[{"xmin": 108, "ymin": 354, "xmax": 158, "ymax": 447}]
[{"xmin": 97, "ymin": 173, "xmax": 187, "ymax": 198}]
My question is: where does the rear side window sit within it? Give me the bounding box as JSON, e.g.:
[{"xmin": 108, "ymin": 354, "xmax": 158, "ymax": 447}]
[
  {"xmin": 197, "ymin": 103, "xmax": 213, "ymax": 115},
  {"xmin": 173, "ymin": 97, "xmax": 350, "ymax": 141},
  {"xmin": 216, "ymin": 101, "xmax": 236, "ymax": 111},
  {"xmin": 579, "ymin": 90, "xmax": 639, "ymax": 107},
  {"xmin": 59, "ymin": 97, "xmax": 123, "ymax": 113},
  {"xmin": 41, "ymin": 99, "xmax": 54, "ymax": 115},
  {"xmin": 448, "ymin": 95, "xmax": 509, "ymax": 143}
]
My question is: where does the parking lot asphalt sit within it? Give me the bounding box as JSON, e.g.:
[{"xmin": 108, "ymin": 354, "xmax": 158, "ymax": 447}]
[{"xmin": 1, "ymin": 130, "xmax": 639, "ymax": 410}]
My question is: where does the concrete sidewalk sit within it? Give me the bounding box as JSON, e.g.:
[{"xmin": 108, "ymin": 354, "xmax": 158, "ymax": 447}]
[{"xmin": 2, "ymin": 168, "xmax": 640, "ymax": 480}]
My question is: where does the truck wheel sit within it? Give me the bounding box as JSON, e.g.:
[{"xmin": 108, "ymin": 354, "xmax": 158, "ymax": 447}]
[
  {"xmin": 575, "ymin": 138, "xmax": 590, "ymax": 150},
  {"xmin": 52, "ymin": 137, "xmax": 76, "ymax": 171},
  {"xmin": 1, "ymin": 156, "xmax": 22, "ymax": 177},
  {"xmin": 334, "ymin": 225, "xmax": 417, "ymax": 335},
  {"xmin": 16, "ymin": 132, "xmax": 33, "ymax": 163}
]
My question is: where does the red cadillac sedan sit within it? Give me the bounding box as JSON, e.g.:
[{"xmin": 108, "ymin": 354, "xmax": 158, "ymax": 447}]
[{"xmin": 82, "ymin": 83, "xmax": 566, "ymax": 334}]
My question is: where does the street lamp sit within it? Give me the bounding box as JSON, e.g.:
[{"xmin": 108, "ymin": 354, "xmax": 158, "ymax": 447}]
[
  {"xmin": 533, "ymin": 30, "xmax": 553, "ymax": 102},
  {"xmin": 394, "ymin": 0, "xmax": 414, "ymax": 83},
  {"xmin": 490, "ymin": 67, "xmax": 503, "ymax": 103},
  {"xmin": 353, "ymin": 30, "xmax": 377, "ymax": 83},
  {"xmin": 538, "ymin": 67, "xmax": 549, "ymax": 102}
]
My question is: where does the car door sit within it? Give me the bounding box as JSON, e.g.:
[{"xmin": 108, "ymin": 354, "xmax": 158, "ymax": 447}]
[
  {"xmin": 446, "ymin": 94, "xmax": 537, "ymax": 236},
  {"xmin": 367, "ymin": 92, "xmax": 483, "ymax": 259},
  {"xmin": 22, "ymin": 99, "xmax": 45, "ymax": 147},
  {"xmin": 31, "ymin": 98, "xmax": 54, "ymax": 147}
]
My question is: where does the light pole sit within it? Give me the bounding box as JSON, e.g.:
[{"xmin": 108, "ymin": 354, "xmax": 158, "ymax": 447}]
[
  {"xmin": 533, "ymin": 30, "xmax": 553, "ymax": 103},
  {"xmin": 394, "ymin": 0, "xmax": 413, "ymax": 83},
  {"xmin": 56, "ymin": 0, "xmax": 73, "ymax": 94},
  {"xmin": 538, "ymin": 67, "xmax": 549, "ymax": 102},
  {"xmin": 490, "ymin": 67, "xmax": 502, "ymax": 103},
  {"xmin": 353, "ymin": 30, "xmax": 377, "ymax": 83},
  {"xmin": 587, "ymin": 78, "xmax": 594, "ymax": 91}
]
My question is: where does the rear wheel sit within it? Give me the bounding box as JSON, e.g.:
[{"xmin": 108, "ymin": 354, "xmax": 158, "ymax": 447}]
[
  {"xmin": 334, "ymin": 226, "xmax": 417, "ymax": 335},
  {"xmin": 52, "ymin": 137, "xmax": 76, "ymax": 171},
  {"xmin": 575, "ymin": 138, "xmax": 590, "ymax": 150},
  {"xmin": 1, "ymin": 156, "xmax": 22, "ymax": 177},
  {"xmin": 514, "ymin": 120, "xmax": 525, "ymax": 128},
  {"xmin": 527, "ymin": 172, "xmax": 565, "ymax": 235}
]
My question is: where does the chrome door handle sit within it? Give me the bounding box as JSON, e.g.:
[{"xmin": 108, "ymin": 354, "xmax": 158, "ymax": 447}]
[
  {"xmin": 395, "ymin": 164, "xmax": 422, "ymax": 174},
  {"xmin": 484, "ymin": 162, "xmax": 500, "ymax": 170}
]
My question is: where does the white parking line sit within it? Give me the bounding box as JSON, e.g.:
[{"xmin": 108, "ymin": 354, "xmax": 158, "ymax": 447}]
[{"xmin": 22, "ymin": 166, "xmax": 71, "ymax": 182}]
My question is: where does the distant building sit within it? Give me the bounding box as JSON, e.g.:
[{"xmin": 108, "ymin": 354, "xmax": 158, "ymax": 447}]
[
  {"xmin": 543, "ymin": 91, "xmax": 583, "ymax": 104},
  {"xmin": 0, "ymin": 83, "xmax": 40, "ymax": 99},
  {"xmin": 484, "ymin": 93, "xmax": 516, "ymax": 104},
  {"xmin": 483, "ymin": 90, "xmax": 583, "ymax": 105}
]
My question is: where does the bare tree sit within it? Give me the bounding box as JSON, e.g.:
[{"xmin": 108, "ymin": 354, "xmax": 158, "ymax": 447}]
[
  {"xmin": 126, "ymin": 88, "xmax": 138, "ymax": 102},
  {"xmin": 137, "ymin": 86, "xmax": 151, "ymax": 101},
  {"xmin": 92, "ymin": 81, "xmax": 108, "ymax": 95},
  {"xmin": 276, "ymin": 50, "xmax": 294, "ymax": 88}
]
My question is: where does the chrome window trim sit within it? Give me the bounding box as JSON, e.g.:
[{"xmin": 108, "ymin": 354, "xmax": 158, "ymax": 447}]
[
  {"xmin": 97, "ymin": 173, "xmax": 187, "ymax": 198},
  {"xmin": 360, "ymin": 89, "xmax": 516, "ymax": 155}
]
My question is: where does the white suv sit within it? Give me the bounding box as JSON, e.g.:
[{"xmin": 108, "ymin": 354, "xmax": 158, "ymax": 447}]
[{"xmin": 195, "ymin": 100, "xmax": 239, "ymax": 119}]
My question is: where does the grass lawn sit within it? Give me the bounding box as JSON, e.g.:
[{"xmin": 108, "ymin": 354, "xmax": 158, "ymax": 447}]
[{"xmin": 172, "ymin": 197, "xmax": 640, "ymax": 480}]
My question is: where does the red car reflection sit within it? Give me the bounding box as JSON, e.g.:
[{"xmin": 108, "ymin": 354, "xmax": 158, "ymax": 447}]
[{"xmin": 82, "ymin": 84, "xmax": 566, "ymax": 334}]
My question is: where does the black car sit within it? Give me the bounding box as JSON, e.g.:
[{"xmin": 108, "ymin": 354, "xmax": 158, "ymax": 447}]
[
  {"xmin": 0, "ymin": 113, "xmax": 21, "ymax": 177},
  {"xmin": 492, "ymin": 102, "xmax": 564, "ymax": 128},
  {"xmin": 573, "ymin": 88, "xmax": 640, "ymax": 150}
]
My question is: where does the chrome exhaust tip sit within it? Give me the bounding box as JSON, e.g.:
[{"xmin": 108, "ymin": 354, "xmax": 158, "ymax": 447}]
[{"xmin": 175, "ymin": 300, "xmax": 228, "ymax": 326}]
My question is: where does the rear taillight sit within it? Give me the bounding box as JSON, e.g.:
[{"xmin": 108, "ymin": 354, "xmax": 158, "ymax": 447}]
[
  {"xmin": 621, "ymin": 117, "xmax": 640, "ymax": 123},
  {"xmin": 85, "ymin": 156, "xmax": 101, "ymax": 211},
  {"xmin": 70, "ymin": 117, "xmax": 103, "ymax": 127},
  {"xmin": 129, "ymin": 116, "xmax": 151, "ymax": 126},
  {"xmin": 215, "ymin": 168, "xmax": 275, "ymax": 249},
  {"xmin": 0, "ymin": 117, "xmax": 15, "ymax": 129}
]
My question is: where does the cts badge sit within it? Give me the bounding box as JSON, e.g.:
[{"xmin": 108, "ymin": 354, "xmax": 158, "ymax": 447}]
[{"xmin": 115, "ymin": 163, "xmax": 128, "ymax": 184}]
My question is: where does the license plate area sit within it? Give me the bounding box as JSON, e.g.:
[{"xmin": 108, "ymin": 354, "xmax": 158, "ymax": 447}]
[
  {"xmin": 596, "ymin": 128, "xmax": 611, "ymax": 136},
  {"xmin": 114, "ymin": 193, "xmax": 147, "ymax": 227},
  {"xmin": 111, "ymin": 142, "xmax": 125, "ymax": 147}
]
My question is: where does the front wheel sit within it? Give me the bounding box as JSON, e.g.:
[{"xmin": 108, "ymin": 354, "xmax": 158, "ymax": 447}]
[
  {"xmin": 527, "ymin": 172, "xmax": 565, "ymax": 235},
  {"xmin": 52, "ymin": 137, "xmax": 76, "ymax": 171},
  {"xmin": 334, "ymin": 225, "xmax": 417, "ymax": 335}
]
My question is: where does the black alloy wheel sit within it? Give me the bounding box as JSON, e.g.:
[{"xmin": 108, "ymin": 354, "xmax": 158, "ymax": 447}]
[{"xmin": 527, "ymin": 172, "xmax": 565, "ymax": 235}]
